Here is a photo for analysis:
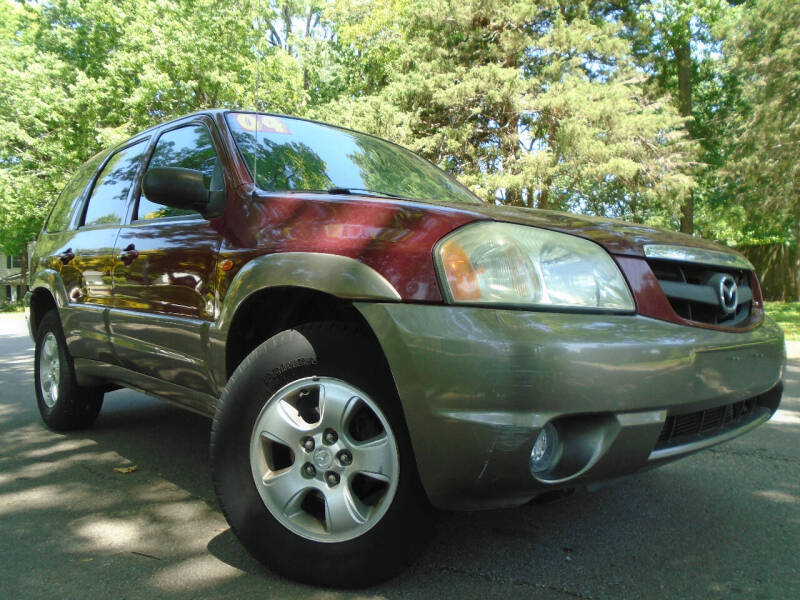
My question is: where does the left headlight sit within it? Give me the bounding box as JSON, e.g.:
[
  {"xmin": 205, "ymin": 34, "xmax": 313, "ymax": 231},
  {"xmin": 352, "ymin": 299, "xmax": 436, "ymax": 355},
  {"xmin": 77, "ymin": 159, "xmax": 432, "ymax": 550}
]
[{"xmin": 435, "ymin": 222, "xmax": 635, "ymax": 311}]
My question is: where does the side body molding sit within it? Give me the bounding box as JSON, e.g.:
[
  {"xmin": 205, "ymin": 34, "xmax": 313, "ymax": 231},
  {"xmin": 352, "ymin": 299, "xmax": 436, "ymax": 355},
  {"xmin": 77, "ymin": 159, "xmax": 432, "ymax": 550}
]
[{"xmin": 208, "ymin": 252, "xmax": 402, "ymax": 391}]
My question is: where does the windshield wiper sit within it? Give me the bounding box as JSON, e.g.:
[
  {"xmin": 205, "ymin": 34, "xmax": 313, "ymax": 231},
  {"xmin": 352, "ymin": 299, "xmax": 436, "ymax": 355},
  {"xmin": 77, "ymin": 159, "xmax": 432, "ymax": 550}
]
[
  {"xmin": 258, "ymin": 187, "xmax": 414, "ymax": 200},
  {"xmin": 327, "ymin": 187, "xmax": 410, "ymax": 200}
]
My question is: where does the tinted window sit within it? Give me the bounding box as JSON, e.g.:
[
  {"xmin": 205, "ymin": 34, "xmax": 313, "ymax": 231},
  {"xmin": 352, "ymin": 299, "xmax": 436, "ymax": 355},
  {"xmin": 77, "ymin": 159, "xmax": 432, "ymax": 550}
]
[
  {"xmin": 226, "ymin": 112, "xmax": 479, "ymax": 204},
  {"xmin": 83, "ymin": 141, "xmax": 148, "ymax": 227},
  {"xmin": 137, "ymin": 125, "xmax": 222, "ymax": 220},
  {"xmin": 46, "ymin": 152, "xmax": 107, "ymax": 232}
]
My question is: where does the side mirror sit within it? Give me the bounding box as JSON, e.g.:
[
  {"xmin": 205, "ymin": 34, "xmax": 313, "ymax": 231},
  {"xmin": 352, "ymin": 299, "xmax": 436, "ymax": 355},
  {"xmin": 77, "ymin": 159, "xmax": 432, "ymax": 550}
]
[{"xmin": 142, "ymin": 167, "xmax": 224, "ymax": 218}]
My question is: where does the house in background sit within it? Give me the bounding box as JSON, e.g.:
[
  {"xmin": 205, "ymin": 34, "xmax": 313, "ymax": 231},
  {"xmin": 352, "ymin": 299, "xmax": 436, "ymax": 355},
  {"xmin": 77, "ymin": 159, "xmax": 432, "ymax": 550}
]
[{"xmin": 0, "ymin": 253, "xmax": 24, "ymax": 304}]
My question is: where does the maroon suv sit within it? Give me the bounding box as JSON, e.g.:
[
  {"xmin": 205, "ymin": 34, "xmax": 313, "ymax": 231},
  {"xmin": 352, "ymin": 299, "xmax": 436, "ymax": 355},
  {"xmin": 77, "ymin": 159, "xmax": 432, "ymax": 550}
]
[{"xmin": 26, "ymin": 110, "xmax": 784, "ymax": 587}]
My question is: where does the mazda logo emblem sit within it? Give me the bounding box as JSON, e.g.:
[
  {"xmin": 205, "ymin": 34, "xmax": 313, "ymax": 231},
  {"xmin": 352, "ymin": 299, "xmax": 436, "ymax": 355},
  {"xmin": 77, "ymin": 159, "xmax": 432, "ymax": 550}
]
[
  {"xmin": 719, "ymin": 275, "xmax": 738, "ymax": 314},
  {"xmin": 313, "ymin": 448, "xmax": 332, "ymax": 469}
]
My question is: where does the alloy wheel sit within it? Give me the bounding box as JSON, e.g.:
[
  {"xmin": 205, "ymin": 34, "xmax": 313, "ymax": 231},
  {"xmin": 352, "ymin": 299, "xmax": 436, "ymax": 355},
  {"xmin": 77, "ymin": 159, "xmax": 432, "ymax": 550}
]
[
  {"xmin": 39, "ymin": 331, "xmax": 61, "ymax": 408},
  {"xmin": 249, "ymin": 376, "xmax": 400, "ymax": 543}
]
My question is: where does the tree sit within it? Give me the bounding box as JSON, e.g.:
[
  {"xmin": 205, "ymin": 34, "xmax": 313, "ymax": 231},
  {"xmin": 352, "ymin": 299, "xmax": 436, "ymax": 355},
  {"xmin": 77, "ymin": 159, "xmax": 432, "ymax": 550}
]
[
  {"xmin": 319, "ymin": 0, "xmax": 695, "ymax": 224},
  {"xmin": 619, "ymin": 0, "xmax": 736, "ymax": 234},
  {"xmin": 4, "ymin": 0, "xmax": 791, "ymax": 261},
  {"xmin": 0, "ymin": 1, "xmax": 86, "ymax": 256},
  {"xmin": 0, "ymin": 0, "xmax": 317, "ymax": 256},
  {"xmin": 722, "ymin": 0, "xmax": 800, "ymax": 288}
]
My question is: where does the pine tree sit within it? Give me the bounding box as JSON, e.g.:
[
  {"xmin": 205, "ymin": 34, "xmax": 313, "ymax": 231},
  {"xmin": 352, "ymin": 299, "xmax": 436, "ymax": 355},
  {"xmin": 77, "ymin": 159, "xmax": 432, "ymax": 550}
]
[{"xmin": 321, "ymin": 0, "xmax": 696, "ymax": 224}]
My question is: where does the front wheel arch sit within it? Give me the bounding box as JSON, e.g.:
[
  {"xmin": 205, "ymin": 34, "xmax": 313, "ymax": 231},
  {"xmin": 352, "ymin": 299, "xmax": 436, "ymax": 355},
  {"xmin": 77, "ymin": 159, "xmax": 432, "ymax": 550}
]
[{"xmin": 223, "ymin": 286, "xmax": 387, "ymax": 379}]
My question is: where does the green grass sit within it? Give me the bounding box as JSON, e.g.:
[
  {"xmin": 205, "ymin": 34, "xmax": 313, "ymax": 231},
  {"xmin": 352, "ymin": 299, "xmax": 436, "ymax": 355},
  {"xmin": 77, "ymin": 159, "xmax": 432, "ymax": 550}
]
[{"xmin": 765, "ymin": 302, "xmax": 800, "ymax": 340}]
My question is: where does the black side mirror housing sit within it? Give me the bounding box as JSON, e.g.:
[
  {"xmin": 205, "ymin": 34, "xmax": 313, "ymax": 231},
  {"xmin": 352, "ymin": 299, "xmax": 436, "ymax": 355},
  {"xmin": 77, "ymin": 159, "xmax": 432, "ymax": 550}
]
[{"xmin": 142, "ymin": 167, "xmax": 224, "ymax": 218}]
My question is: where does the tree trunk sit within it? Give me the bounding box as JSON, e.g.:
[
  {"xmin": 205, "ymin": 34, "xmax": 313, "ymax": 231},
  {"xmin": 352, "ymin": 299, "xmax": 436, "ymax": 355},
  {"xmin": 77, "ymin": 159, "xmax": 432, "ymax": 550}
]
[
  {"xmin": 505, "ymin": 187, "xmax": 521, "ymax": 205},
  {"xmin": 675, "ymin": 36, "xmax": 694, "ymax": 234},
  {"xmin": 680, "ymin": 191, "xmax": 694, "ymax": 234},
  {"xmin": 20, "ymin": 249, "xmax": 28, "ymax": 288},
  {"xmin": 538, "ymin": 187, "xmax": 549, "ymax": 210}
]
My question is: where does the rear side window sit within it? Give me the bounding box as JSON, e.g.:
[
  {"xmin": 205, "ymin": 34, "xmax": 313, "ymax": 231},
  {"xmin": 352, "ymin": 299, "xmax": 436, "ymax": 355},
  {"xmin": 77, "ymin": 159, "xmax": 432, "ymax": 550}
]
[
  {"xmin": 136, "ymin": 125, "xmax": 222, "ymax": 220},
  {"xmin": 45, "ymin": 152, "xmax": 106, "ymax": 232},
  {"xmin": 82, "ymin": 140, "xmax": 148, "ymax": 228}
]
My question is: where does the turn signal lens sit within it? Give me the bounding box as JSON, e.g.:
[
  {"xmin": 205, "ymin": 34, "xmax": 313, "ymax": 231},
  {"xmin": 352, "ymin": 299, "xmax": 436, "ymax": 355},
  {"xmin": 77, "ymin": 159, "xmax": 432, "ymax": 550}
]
[{"xmin": 439, "ymin": 240, "xmax": 482, "ymax": 300}]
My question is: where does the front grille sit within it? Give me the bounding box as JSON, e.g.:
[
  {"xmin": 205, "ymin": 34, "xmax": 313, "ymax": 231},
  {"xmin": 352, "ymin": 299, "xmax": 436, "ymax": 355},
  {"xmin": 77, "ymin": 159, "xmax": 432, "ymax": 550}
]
[
  {"xmin": 656, "ymin": 398, "xmax": 758, "ymax": 449},
  {"xmin": 647, "ymin": 259, "xmax": 753, "ymax": 327}
]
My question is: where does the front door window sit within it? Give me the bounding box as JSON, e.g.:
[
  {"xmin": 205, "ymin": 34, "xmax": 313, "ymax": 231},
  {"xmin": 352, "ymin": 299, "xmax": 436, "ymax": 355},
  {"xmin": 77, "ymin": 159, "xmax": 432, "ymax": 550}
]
[{"xmin": 136, "ymin": 125, "xmax": 222, "ymax": 221}]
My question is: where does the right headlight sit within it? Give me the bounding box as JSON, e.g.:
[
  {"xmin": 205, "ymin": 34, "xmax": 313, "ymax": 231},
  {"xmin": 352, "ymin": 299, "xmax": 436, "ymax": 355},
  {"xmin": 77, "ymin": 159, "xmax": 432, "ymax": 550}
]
[{"xmin": 435, "ymin": 222, "xmax": 635, "ymax": 311}]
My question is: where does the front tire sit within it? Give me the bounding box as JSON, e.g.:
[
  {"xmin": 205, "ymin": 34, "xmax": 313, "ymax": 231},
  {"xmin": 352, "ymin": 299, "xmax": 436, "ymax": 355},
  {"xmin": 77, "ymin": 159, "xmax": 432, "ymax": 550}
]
[
  {"xmin": 211, "ymin": 321, "xmax": 434, "ymax": 587},
  {"xmin": 34, "ymin": 310, "xmax": 103, "ymax": 430}
]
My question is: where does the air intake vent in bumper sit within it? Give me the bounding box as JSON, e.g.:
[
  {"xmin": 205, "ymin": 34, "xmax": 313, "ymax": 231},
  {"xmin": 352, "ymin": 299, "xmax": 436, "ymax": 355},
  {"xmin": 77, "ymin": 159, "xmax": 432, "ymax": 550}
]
[{"xmin": 656, "ymin": 398, "xmax": 759, "ymax": 450}]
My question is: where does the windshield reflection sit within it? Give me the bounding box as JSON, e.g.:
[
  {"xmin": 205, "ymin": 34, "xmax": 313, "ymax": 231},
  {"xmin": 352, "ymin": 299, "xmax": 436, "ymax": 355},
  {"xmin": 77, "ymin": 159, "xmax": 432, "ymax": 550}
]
[{"xmin": 226, "ymin": 112, "xmax": 480, "ymax": 205}]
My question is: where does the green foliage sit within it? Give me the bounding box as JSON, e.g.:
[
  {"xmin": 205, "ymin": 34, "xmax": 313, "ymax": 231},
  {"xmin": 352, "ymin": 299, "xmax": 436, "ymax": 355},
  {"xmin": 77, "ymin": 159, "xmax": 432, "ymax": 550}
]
[
  {"xmin": 0, "ymin": 0, "xmax": 311, "ymax": 256},
  {"xmin": 0, "ymin": 301, "xmax": 25, "ymax": 313},
  {"xmin": 0, "ymin": 0, "xmax": 797, "ymax": 275},
  {"xmin": 721, "ymin": 0, "xmax": 800, "ymax": 241},
  {"xmin": 0, "ymin": 1, "xmax": 74, "ymax": 256},
  {"xmin": 764, "ymin": 302, "xmax": 800, "ymax": 341},
  {"xmin": 317, "ymin": 0, "xmax": 696, "ymax": 225}
]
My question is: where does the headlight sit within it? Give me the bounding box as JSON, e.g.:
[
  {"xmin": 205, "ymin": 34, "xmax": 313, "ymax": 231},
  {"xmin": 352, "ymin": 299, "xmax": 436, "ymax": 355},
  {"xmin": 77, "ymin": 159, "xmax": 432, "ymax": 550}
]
[{"xmin": 435, "ymin": 222, "xmax": 635, "ymax": 311}]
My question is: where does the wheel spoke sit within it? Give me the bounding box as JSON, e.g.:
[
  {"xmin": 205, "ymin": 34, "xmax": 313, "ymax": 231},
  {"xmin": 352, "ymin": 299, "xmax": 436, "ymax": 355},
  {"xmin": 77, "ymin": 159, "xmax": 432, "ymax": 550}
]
[
  {"xmin": 319, "ymin": 384, "xmax": 361, "ymax": 432},
  {"xmin": 257, "ymin": 400, "xmax": 308, "ymax": 447},
  {"xmin": 261, "ymin": 468, "xmax": 310, "ymax": 517},
  {"xmin": 324, "ymin": 485, "xmax": 368, "ymax": 534},
  {"xmin": 352, "ymin": 434, "xmax": 395, "ymax": 482}
]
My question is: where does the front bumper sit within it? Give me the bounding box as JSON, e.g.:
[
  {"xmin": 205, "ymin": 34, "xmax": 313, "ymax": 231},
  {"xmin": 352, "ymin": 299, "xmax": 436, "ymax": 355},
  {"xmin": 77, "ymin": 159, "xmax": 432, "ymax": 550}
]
[{"xmin": 355, "ymin": 303, "xmax": 785, "ymax": 510}]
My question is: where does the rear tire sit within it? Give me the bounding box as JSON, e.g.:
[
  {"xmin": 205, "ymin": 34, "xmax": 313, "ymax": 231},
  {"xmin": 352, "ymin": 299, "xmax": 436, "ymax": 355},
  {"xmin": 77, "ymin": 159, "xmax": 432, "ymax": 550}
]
[
  {"xmin": 34, "ymin": 310, "xmax": 103, "ymax": 431},
  {"xmin": 211, "ymin": 321, "xmax": 435, "ymax": 587}
]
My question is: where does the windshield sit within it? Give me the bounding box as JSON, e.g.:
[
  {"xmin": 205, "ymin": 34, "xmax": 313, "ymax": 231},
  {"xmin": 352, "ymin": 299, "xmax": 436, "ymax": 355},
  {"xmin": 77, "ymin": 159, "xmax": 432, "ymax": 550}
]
[{"xmin": 226, "ymin": 112, "xmax": 480, "ymax": 204}]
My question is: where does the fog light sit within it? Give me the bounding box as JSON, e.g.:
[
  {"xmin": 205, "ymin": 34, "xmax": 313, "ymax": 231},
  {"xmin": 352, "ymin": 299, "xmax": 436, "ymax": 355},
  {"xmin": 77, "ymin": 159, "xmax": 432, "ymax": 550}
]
[{"xmin": 530, "ymin": 423, "xmax": 558, "ymax": 474}]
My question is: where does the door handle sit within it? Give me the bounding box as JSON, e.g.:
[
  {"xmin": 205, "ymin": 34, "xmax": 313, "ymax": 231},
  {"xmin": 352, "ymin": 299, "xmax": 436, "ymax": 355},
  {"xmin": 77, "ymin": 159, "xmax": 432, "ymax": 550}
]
[
  {"xmin": 59, "ymin": 249, "xmax": 75, "ymax": 264},
  {"xmin": 119, "ymin": 243, "xmax": 139, "ymax": 265}
]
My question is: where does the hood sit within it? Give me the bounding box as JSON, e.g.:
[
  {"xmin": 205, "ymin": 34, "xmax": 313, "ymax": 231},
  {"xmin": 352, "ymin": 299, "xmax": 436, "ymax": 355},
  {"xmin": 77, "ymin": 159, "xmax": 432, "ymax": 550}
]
[{"xmin": 449, "ymin": 202, "xmax": 740, "ymax": 259}]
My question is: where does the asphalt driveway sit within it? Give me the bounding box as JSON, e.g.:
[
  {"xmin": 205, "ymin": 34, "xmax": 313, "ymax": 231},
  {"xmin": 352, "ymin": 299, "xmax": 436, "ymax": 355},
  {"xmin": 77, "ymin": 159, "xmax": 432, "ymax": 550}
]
[{"xmin": 1, "ymin": 312, "xmax": 798, "ymax": 599}]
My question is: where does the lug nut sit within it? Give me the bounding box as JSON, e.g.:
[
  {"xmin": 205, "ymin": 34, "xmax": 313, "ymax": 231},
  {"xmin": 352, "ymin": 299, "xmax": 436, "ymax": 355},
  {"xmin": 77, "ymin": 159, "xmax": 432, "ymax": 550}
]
[
  {"xmin": 302, "ymin": 463, "xmax": 316, "ymax": 477},
  {"xmin": 323, "ymin": 429, "xmax": 338, "ymax": 445},
  {"xmin": 325, "ymin": 471, "xmax": 340, "ymax": 486},
  {"xmin": 337, "ymin": 450, "xmax": 353, "ymax": 466},
  {"xmin": 301, "ymin": 436, "xmax": 315, "ymax": 452}
]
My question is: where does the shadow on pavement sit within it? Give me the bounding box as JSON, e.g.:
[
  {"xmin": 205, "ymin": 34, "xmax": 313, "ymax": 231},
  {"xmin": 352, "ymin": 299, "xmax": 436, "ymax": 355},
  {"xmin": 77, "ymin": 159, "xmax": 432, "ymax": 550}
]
[{"xmin": 1, "ymin": 321, "xmax": 798, "ymax": 599}]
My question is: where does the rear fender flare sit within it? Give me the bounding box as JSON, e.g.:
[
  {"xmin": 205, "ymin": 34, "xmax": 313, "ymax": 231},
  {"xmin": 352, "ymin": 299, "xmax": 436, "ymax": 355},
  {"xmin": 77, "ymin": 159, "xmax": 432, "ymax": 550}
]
[{"xmin": 30, "ymin": 269, "xmax": 69, "ymax": 309}]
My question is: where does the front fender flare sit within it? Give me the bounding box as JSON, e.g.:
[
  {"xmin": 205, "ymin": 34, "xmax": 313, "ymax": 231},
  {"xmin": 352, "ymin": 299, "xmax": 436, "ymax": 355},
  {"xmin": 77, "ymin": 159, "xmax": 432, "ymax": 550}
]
[
  {"xmin": 209, "ymin": 252, "xmax": 401, "ymax": 389},
  {"xmin": 215, "ymin": 252, "xmax": 401, "ymax": 334}
]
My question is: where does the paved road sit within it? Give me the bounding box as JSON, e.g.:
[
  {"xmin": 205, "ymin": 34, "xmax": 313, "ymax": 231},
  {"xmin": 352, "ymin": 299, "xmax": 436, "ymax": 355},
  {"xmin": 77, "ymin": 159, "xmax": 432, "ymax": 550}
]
[{"xmin": 1, "ymin": 312, "xmax": 798, "ymax": 599}]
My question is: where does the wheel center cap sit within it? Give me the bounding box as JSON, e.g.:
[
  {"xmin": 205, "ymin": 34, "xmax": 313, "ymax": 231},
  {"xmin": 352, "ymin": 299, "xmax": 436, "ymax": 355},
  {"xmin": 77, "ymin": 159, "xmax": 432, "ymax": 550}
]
[{"xmin": 313, "ymin": 448, "xmax": 332, "ymax": 469}]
